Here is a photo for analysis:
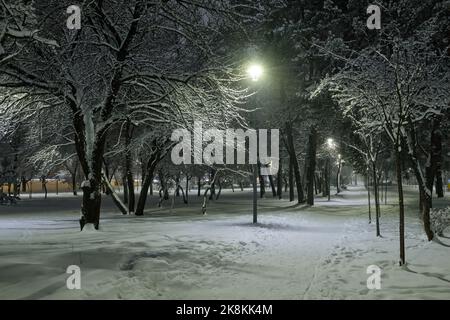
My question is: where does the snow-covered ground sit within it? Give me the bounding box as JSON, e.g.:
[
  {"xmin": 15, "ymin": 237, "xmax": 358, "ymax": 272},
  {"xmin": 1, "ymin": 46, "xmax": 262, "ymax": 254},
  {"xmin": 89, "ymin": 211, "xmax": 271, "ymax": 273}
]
[{"xmin": 0, "ymin": 186, "xmax": 449, "ymax": 299}]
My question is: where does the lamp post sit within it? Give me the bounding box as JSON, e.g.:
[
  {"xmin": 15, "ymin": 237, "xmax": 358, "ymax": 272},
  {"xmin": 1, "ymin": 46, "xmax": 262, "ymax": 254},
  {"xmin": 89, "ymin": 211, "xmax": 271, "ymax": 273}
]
[
  {"xmin": 336, "ymin": 154, "xmax": 342, "ymax": 194},
  {"xmin": 247, "ymin": 64, "xmax": 263, "ymax": 224},
  {"xmin": 326, "ymin": 138, "xmax": 336, "ymax": 201}
]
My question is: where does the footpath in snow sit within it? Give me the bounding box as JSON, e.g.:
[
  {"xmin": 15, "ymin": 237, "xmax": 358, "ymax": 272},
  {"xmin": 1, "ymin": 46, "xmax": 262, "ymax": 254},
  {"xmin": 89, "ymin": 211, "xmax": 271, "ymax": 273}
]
[{"xmin": 0, "ymin": 186, "xmax": 448, "ymax": 299}]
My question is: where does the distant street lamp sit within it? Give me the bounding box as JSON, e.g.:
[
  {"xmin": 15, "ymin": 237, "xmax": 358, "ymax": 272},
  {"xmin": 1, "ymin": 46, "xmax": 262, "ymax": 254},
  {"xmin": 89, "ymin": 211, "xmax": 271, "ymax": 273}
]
[
  {"xmin": 336, "ymin": 154, "xmax": 343, "ymax": 193},
  {"xmin": 247, "ymin": 63, "xmax": 263, "ymax": 223},
  {"xmin": 326, "ymin": 138, "xmax": 336, "ymax": 201},
  {"xmin": 327, "ymin": 138, "xmax": 336, "ymax": 201},
  {"xmin": 327, "ymin": 138, "xmax": 336, "ymax": 149}
]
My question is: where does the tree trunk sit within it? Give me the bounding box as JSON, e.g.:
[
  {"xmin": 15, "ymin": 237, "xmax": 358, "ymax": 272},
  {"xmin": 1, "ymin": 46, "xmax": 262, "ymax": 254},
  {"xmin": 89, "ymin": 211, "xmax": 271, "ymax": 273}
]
[
  {"xmin": 268, "ymin": 175, "xmax": 276, "ymax": 197},
  {"xmin": 21, "ymin": 177, "xmax": 27, "ymax": 193},
  {"xmin": 380, "ymin": 175, "xmax": 383, "ymax": 203},
  {"xmin": 172, "ymin": 185, "xmax": 187, "ymax": 208},
  {"xmin": 136, "ymin": 147, "xmax": 167, "ymax": 217},
  {"xmin": 209, "ymin": 169, "xmax": 216, "ymax": 200},
  {"xmin": 431, "ymin": 120, "xmax": 443, "ymax": 198},
  {"xmin": 124, "ymin": 120, "xmax": 135, "ymax": 213},
  {"xmin": 252, "ymin": 165, "xmax": 257, "ymax": 223},
  {"xmin": 302, "ymin": 157, "xmax": 308, "ymax": 193},
  {"xmin": 13, "ymin": 182, "xmax": 18, "ymax": 197},
  {"xmin": 317, "ymin": 171, "xmax": 322, "ymax": 194},
  {"xmin": 202, "ymin": 171, "xmax": 218, "ymax": 215},
  {"xmin": 74, "ymin": 120, "xmax": 111, "ymax": 230},
  {"xmin": 159, "ymin": 171, "xmax": 169, "ymax": 200},
  {"xmin": 141, "ymin": 160, "xmax": 146, "ymax": 191},
  {"xmin": 102, "ymin": 158, "xmax": 110, "ymax": 194},
  {"xmin": 314, "ymin": 174, "xmax": 319, "ymax": 195},
  {"xmin": 258, "ymin": 162, "xmax": 265, "ymax": 198},
  {"xmin": 201, "ymin": 187, "xmax": 211, "ymax": 215},
  {"xmin": 367, "ymin": 173, "xmax": 372, "ymax": 224},
  {"xmin": 122, "ymin": 173, "xmax": 128, "ymax": 204},
  {"xmin": 185, "ymin": 175, "xmax": 190, "ymax": 204},
  {"xmin": 306, "ymin": 127, "xmax": 317, "ymax": 205},
  {"xmin": 422, "ymin": 191, "xmax": 433, "ymax": 239},
  {"xmin": 102, "ymin": 172, "xmax": 127, "ymax": 215},
  {"xmin": 80, "ymin": 175, "xmax": 102, "ymax": 230},
  {"xmin": 135, "ymin": 173, "xmax": 153, "ymax": 215},
  {"xmin": 435, "ymin": 169, "xmax": 443, "ymax": 198},
  {"xmin": 72, "ymin": 166, "xmax": 78, "ymax": 196},
  {"xmin": 405, "ymin": 119, "xmax": 435, "ymax": 241},
  {"xmin": 175, "ymin": 174, "xmax": 181, "ymax": 196},
  {"xmin": 395, "ymin": 150, "xmax": 406, "ymax": 266},
  {"xmin": 215, "ymin": 177, "xmax": 222, "ymax": 200},
  {"xmin": 126, "ymin": 170, "xmax": 134, "ymax": 213},
  {"xmin": 197, "ymin": 176, "xmax": 202, "ymax": 196},
  {"xmin": 372, "ymin": 162, "xmax": 381, "ymax": 237},
  {"xmin": 419, "ymin": 188, "xmax": 424, "ymax": 212},
  {"xmin": 276, "ymin": 159, "xmax": 282, "ymax": 199},
  {"xmin": 289, "ymin": 156, "xmax": 294, "ymax": 201},
  {"xmin": 41, "ymin": 176, "xmax": 47, "ymax": 199},
  {"xmin": 421, "ymin": 119, "xmax": 442, "ymax": 241},
  {"xmin": 286, "ymin": 121, "xmax": 304, "ymax": 203}
]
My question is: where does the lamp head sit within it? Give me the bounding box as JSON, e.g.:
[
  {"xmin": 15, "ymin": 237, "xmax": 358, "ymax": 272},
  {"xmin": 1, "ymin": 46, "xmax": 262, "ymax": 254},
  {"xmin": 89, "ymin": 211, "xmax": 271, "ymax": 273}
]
[{"xmin": 247, "ymin": 64, "xmax": 263, "ymax": 81}]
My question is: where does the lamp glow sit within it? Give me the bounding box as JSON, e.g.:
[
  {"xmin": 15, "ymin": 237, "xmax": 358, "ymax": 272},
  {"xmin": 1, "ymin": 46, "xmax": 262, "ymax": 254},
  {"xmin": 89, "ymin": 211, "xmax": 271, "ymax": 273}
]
[
  {"xmin": 247, "ymin": 64, "xmax": 263, "ymax": 81},
  {"xmin": 327, "ymin": 138, "xmax": 335, "ymax": 149}
]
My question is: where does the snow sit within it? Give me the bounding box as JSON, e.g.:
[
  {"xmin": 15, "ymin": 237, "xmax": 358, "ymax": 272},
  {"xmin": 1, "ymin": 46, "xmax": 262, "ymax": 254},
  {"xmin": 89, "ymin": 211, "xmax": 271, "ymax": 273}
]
[
  {"xmin": 0, "ymin": 186, "xmax": 448, "ymax": 299},
  {"xmin": 81, "ymin": 180, "xmax": 91, "ymax": 188},
  {"xmin": 80, "ymin": 223, "xmax": 97, "ymax": 233},
  {"xmin": 431, "ymin": 207, "xmax": 450, "ymax": 236},
  {"xmin": 6, "ymin": 28, "xmax": 60, "ymax": 47}
]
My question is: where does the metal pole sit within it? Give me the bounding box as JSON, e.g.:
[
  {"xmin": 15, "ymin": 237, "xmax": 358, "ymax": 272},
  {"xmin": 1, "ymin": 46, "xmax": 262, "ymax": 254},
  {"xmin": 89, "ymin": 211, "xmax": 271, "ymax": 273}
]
[
  {"xmin": 253, "ymin": 164, "xmax": 258, "ymax": 224},
  {"xmin": 327, "ymin": 157, "xmax": 331, "ymax": 201},
  {"xmin": 336, "ymin": 159, "xmax": 341, "ymax": 194}
]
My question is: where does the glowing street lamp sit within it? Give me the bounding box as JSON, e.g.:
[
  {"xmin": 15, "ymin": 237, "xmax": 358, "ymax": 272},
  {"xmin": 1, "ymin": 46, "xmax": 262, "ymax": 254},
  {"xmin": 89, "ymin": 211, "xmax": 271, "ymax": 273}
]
[
  {"xmin": 246, "ymin": 63, "xmax": 263, "ymax": 223},
  {"xmin": 327, "ymin": 138, "xmax": 336, "ymax": 149},
  {"xmin": 247, "ymin": 64, "xmax": 263, "ymax": 82}
]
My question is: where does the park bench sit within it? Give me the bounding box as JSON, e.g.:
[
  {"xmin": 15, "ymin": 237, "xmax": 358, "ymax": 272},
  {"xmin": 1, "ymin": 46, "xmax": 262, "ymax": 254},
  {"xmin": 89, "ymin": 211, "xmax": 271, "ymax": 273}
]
[{"xmin": 0, "ymin": 192, "xmax": 20, "ymax": 205}]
